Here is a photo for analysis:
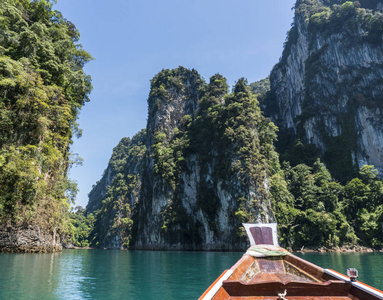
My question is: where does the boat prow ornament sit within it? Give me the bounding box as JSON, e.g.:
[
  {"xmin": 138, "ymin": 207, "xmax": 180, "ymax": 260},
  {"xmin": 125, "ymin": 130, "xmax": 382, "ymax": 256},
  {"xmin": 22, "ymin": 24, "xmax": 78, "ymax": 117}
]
[
  {"xmin": 243, "ymin": 223, "xmax": 279, "ymax": 246},
  {"xmin": 199, "ymin": 222, "xmax": 383, "ymax": 300},
  {"xmin": 243, "ymin": 223, "xmax": 290, "ymax": 257}
]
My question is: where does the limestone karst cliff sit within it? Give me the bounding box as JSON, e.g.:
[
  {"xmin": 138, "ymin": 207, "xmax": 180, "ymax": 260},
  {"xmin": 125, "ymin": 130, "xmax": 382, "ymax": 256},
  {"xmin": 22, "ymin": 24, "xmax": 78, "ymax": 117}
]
[
  {"xmin": 265, "ymin": 0, "xmax": 383, "ymax": 180},
  {"xmin": 0, "ymin": 0, "xmax": 92, "ymax": 252},
  {"xmin": 86, "ymin": 131, "xmax": 146, "ymax": 248},
  {"xmin": 87, "ymin": 67, "xmax": 280, "ymax": 250},
  {"xmin": 87, "ymin": 1, "xmax": 383, "ymax": 250}
]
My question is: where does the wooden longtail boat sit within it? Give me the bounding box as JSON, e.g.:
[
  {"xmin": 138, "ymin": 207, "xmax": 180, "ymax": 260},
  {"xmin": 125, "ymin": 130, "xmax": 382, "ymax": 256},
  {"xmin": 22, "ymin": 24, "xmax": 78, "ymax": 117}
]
[{"xmin": 199, "ymin": 223, "xmax": 383, "ymax": 300}]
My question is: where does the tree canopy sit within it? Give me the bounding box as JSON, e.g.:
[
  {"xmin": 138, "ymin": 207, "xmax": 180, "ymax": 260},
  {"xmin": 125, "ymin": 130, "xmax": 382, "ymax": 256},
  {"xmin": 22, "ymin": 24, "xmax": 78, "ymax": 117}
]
[{"xmin": 0, "ymin": 0, "xmax": 92, "ymax": 235}]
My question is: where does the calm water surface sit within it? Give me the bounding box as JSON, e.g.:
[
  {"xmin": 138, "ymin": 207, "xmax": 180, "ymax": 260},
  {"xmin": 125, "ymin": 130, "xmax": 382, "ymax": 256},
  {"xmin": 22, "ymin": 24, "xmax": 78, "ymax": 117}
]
[
  {"xmin": 0, "ymin": 250, "xmax": 382, "ymax": 299},
  {"xmin": 295, "ymin": 251, "xmax": 383, "ymax": 292}
]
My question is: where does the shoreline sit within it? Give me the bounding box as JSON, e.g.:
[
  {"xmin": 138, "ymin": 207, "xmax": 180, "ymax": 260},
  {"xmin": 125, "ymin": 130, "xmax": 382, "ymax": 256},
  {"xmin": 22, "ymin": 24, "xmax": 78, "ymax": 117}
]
[
  {"xmin": 64, "ymin": 244, "xmax": 383, "ymax": 253},
  {"xmin": 295, "ymin": 245, "xmax": 383, "ymax": 253}
]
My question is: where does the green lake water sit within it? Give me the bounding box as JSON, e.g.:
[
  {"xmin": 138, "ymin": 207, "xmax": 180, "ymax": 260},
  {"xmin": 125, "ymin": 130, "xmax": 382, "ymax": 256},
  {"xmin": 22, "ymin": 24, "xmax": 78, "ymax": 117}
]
[{"xmin": 0, "ymin": 250, "xmax": 382, "ymax": 299}]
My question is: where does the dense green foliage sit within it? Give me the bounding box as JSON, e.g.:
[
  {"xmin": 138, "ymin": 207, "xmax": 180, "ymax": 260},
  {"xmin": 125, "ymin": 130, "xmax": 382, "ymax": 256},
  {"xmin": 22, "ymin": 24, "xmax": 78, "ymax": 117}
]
[
  {"xmin": 150, "ymin": 72, "xmax": 280, "ymax": 243},
  {"xmin": 249, "ymin": 77, "xmax": 270, "ymax": 97},
  {"xmin": 272, "ymin": 161, "xmax": 383, "ymax": 249},
  {"xmin": 64, "ymin": 206, "xmax": 94, "ymax": 247},
  {"xmin": 0, "ymin": 0, "xmax": 91, "ymax": 234},
  {"xmin": 87, "ymin": 130, "xmax": 146, "ymax": 248},
  {"xmin": 301, "ymin": 0, "xmax": 383, "ymax": 44},
  {"xmin": 88, "ymin": 66, "xmax": 383, "ymax": 250}
]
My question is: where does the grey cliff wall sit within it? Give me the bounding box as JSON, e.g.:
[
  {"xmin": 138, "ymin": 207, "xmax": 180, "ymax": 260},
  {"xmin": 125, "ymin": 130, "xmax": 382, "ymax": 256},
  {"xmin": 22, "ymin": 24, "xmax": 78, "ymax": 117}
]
[
  {"xmin": 87, "ymin": 131, "xmax": 146, "ymax": 249},
  {"xmin": 268, "ymin": 0, "xmax": 383, "ymax": 177},
  {"xmin": 89, "ymin": 68, "xmax": 277, "ymax": 250},
  {"xmin": 133, "ymin": 69, "xmax": 275, "ymax": 250},
  {"xmin": 135, "ymin": 68, "xmax": 206, "ymax": 250},
  {"xmin": 0, "ymin": 225, "xmax": 61, "ymax": 253}
]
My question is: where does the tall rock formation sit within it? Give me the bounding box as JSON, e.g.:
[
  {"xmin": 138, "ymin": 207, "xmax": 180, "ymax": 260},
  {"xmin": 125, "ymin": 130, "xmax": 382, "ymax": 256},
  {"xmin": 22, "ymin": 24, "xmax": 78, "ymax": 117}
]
[
  {"xmin": 87, "ymin": 131, "xmax": 146, "ymax": 248},
  {"xmin": 266, "ymin": 0, "xmax": 383, "ymax": 180},
  {"xmin": 0, "ymin": 0, "xmax": 92, "ymax": 252},
  {"xmin": 134, "ymin": 68, "xmax": 205, "ymax": 250},
  {"xmin": 88, "ymin": 67, "xmax": 281, "ymax": 250}
]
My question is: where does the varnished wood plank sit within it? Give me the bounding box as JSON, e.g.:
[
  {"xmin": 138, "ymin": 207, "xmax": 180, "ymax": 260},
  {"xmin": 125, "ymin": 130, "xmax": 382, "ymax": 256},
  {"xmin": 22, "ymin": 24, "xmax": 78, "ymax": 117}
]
[
  {"xmin": 199, "ymin": 270, "xmax": 230, "ymax": 300},
  {"xmin": 211, "ymin": 287, "xmax": 230, "ymax": 300},
  {"xmin": 228, "ymin": 255, "xmax": 255, "ymax": 280},
  {"xmin": 249, "ymin": 227, "xmax": 274, "ymax": 245},
  {"xmin": 228, "ymin": 297, "xmax": 354, "ymax": 300},
  {"xmin": 285, "ymin": 254, "xmax": 326, "ymax": 280},
  {"xmin": 261, "ymin": 227, "xmax": 273, "ymax": 245},
  {"xmin": 222, "ymin": 280, "xmax": 352, "ymax": 297}
]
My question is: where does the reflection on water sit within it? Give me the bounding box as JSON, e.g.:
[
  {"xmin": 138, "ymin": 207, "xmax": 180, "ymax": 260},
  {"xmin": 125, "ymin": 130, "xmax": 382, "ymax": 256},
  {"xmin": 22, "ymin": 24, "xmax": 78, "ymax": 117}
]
[
  {"xmin": 0, "ymin": 250, "xmax": 242, "ymax": 299},
  {"xmin": 0, "ymin": 252, "xmax": 62, "ymax": 300},
  {"xmin": 0, "ymin": 250, "xmax": 382, "ymax": 299}
]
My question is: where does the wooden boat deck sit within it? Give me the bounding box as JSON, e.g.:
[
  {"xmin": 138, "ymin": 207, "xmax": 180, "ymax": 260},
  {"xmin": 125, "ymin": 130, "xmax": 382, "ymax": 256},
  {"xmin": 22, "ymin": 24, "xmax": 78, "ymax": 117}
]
[
  {"xmin": 214, "ymin": 297, "xmax": 355, "ymax": 300},
  {"xmin": 200, "ymin": 224, "xmax": 383, "ymax": 300},
  {"xmin": 201, "ymin": 247, "xmax": 383, "ymax": 300}
]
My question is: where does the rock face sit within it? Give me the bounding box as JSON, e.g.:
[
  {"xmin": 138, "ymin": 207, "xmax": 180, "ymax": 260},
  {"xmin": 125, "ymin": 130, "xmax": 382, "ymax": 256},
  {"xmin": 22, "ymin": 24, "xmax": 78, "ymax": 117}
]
[
  {"xmin": 267, "ymin": 0, "xmax": 383, "ymax": 180},
  {"xmin": 0, "ymin": 225, "xmax": 61, "ymax": 253},
  {"xmin": 0, "ymin": 0, "xmax": 91, "ymax": 252},
  {"xmin": 87, "ymin": 130, "xmax": 146, "ymax": 249},
  {"xmin": 88, "ymin": 67, "xmax": 279, "ymax": 250},
  {"xmin": 134, "ymin": 68, "xmax": 206, "ymax": 250}
]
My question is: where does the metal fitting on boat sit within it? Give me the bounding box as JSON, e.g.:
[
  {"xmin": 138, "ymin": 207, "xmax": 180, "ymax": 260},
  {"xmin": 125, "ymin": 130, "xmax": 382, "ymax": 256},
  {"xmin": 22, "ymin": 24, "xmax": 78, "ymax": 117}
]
[{"xmin": 347, "ymin": 268, "xmax": 359, "ymax": 282}]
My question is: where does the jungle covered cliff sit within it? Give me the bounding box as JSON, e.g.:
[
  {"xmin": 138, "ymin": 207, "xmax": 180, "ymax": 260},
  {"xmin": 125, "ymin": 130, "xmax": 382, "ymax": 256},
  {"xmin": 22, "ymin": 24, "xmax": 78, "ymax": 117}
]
[
  {"xmin": 0, "ymin": 0, "xmax": 92, "ymax": 252},
  {"xmin": 87, "ymin": 0, "xmax": 383, "ymax": 251},
  {"xmin": 1, "ymin": 0, "xmax": 382, "ymax": 252},
  {"xmin": 87, "ymin": 68, "xmax": 280, "ymax": 250},
  {"xmin": 87, "ymin": 67, "xmax": 383, "ymax": 251},
  {"xmin": 265, "ymin": 0, "xmax": 383, "ymax": 181}
]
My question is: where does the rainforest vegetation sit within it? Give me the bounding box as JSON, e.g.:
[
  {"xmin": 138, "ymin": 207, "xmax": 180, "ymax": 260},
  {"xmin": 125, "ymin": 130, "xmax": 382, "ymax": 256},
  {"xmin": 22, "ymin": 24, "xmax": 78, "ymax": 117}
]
[
  {"xmin": 0, "ymin": 0, "xmax": 382, "ymax": 251},
  {"xmin": 86, "ymin": 68, "xmax": 383, "ymax": 250},
  {"xmin": 0, "ymin": 0, "xmax": 91, "ymax": 238},
  {"xmin": 272, "ymin": 161, "xmax": 383, "ymax": 249}
]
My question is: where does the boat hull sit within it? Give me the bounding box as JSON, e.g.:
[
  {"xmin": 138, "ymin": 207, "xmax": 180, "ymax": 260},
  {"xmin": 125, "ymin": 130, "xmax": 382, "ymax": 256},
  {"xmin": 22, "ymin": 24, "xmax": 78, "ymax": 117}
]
[{"xmin": 199, "ymin": 246, "xmax": 383, "ymax": 300}]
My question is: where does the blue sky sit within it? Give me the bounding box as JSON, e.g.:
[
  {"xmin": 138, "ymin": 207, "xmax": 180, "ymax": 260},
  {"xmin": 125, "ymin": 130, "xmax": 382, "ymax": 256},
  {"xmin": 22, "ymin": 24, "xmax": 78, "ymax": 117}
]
[{"xmin": 54, "ymin": 0, "xmax": 296, "ymax": 208}]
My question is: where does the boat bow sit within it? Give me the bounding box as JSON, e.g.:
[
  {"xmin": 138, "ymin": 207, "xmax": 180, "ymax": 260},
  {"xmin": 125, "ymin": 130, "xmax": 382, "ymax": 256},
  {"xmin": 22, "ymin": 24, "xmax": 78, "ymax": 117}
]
[{"xmin": 199, "ymin": 223, "xmax": 383, "ymax": 300}]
